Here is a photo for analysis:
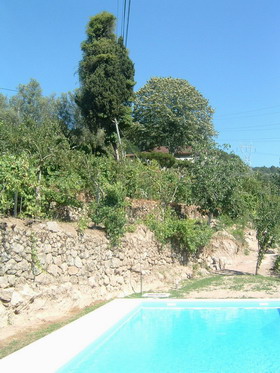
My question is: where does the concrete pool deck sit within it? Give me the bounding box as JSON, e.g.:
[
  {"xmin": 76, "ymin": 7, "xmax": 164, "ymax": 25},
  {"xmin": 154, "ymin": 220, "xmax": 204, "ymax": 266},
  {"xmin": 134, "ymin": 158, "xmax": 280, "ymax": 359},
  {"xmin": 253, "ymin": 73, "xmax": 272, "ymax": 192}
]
[
  {"xmin": 1, "ymin": 298, "xmax": 280, "ymax": 372},
  {"xmin": 0, "ymin": 299, "xmax": 141, "ymax": 373}
]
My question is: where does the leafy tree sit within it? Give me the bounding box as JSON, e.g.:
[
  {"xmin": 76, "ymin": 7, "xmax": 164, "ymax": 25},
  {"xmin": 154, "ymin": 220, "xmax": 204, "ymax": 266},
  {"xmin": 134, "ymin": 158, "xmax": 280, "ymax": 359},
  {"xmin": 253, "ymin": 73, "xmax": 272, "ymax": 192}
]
[
  {"xmin": 132, "ymin": 77, "xmax": 216, "ymax": 153},
  {"xmin": 76, "ymin": 11, "xmax": 135, "ymax": 154},
  {"xmin": 190, "ymin": 148, "xmax": 250, "ymax": 222},
  {"xmin": 0, "ymin": 94, "xmax": 19, "ymax": 125},
  {"xmin": 255, "ymin": 191, "xmax": 280, "ymax": 274},
  {"xmin": 0, "ymin": 153, "xmax": 38, "ymax": 216},
  {"xmin": 9, "ymin": 79, "xmax": 57, "ymax": 125},
  {"xmin": 55, "ymin": 91, "xmax": 84, "ymax": 134}
]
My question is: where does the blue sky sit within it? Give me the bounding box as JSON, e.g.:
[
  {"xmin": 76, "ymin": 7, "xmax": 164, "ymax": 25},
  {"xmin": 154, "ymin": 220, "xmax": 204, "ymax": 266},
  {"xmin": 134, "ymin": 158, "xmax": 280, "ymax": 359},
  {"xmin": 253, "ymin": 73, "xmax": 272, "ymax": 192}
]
[{"xmin": 1, "ymin": 0, "xmax": 280, "ymax": 167}]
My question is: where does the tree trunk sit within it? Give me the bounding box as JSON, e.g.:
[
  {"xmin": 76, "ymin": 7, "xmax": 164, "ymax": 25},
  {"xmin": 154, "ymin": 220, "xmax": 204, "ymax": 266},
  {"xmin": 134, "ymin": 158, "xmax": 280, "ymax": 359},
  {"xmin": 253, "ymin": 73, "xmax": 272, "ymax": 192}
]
[
  {"xmin": 113, "ymin": 118, "xmax": 123, "ymax": 161},
  {"xmin": 13, "ymin": 191, "xmax": 18, "ymax": 217}
]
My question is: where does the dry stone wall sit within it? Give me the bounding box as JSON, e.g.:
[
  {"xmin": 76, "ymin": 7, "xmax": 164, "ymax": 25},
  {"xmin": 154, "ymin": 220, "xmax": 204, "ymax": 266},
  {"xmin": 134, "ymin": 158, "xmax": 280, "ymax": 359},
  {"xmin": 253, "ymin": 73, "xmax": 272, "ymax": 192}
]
[{"xmin": 0, "ymin": 219, "xmax": 191, "ymax": 327}]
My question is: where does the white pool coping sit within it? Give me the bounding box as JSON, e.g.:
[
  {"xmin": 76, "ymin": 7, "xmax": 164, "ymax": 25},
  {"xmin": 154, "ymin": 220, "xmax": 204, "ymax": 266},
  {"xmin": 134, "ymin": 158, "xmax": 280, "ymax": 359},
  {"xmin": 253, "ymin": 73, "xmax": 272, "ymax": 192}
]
[
  {"xmin": 1, "ymin": 298, "xmax": 280, "ymax": 372},
  {"xmin": 0, "ymin": 299, "xmax": 141, "ymax": 373}
]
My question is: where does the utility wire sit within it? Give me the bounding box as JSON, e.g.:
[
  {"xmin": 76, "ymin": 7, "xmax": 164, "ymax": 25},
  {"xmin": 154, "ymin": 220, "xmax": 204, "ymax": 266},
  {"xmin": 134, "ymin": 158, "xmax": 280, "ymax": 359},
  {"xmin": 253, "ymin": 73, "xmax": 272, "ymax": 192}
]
[
  {"xmin": 0, "ymin": 87, "xmax": 18, "ymax": 92},
  {"xmin": 215, "ymin": 110, "xmax": 280, "ymax": 120},
  {"xmin": 116, "ymin": 0, "xmax": 120, "ymax": 36},
  {"xmin": 122, "ymin": 0, "xmax": 127, "ymax": 40},
  {"xmin": 215, "ymin": 104, "xmax": 280, "ymax": 119},
  {"xmin": 218, "ymin": 122, "xmax": 280, "ymax": 132},
  {"xmin": 124, "ymin": 0, "xmax": 132, "ymax": 47}
]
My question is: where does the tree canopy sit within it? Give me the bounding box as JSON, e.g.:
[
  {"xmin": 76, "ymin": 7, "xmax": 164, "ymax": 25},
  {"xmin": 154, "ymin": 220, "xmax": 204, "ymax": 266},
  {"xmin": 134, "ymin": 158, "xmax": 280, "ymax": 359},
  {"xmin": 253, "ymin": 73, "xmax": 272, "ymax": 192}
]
[
  {"xmin": 132, "ymin": 77, "xmax": 216, "ymax": 153},
  {"xmin": 76, "ymin": 11, "xmax": 135, "ymax": 146}
]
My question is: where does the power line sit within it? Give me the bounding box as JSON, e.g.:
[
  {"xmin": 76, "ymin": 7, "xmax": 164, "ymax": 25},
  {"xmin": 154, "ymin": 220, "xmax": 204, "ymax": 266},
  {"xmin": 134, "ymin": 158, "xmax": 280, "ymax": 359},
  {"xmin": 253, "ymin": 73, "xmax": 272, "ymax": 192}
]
[
  {"xmin": 215, "ymin": 110, "xmax": 280, "ymax": 121},
  {"xmin": 0, "ymin": 87, "xmax": 18, "ymax": 92},
  {"xmin": 119, "ymin": 0, "xmax": 132, "ymax": 47},
  {"xmin": 125, "ymin": 0, "xmax": 132, "ymax": 47},
  {"xmin": 218, "ymin": 122, "xmax": 280, "ymax": 132},
  {"xmin": 122, "ymin": 0, "xmax": 127, "ymax": 39},
  {"xmin": 215, "ymin": 104, "xmax": 280, "ymax": 119},
  {"xmin": 221, "ymin": 137, "xmax": 280, "ymax": 143},
  {"xmin": 116, "ymin": 0, "xmax": 120, "ymax": 36}
]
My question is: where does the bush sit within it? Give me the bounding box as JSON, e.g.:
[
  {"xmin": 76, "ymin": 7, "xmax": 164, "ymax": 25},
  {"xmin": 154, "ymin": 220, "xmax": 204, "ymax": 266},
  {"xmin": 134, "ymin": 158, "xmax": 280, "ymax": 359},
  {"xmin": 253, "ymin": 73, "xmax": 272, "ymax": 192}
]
[
  {"xmin": 138, "ymin": 152, "xmax": 176, "ymax": 168},
  {"xmin": 146, "ymin": 208, "xmax": 212, "ymax": 255},
  {"xmin": 90, "ymin": 182, "xmax": 127, "ymax": 246},
  {"xmin": 273, "ymin": 255, "xmax": 280, "ymax": 274}
]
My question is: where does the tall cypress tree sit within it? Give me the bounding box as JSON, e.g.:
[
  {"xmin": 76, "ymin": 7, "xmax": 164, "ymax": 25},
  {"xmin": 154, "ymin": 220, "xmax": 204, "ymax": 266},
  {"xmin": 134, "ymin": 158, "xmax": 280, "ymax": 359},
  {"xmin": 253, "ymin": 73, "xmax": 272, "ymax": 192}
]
[{"xmin": 76, "ymin": 12, "xmax": 135, "ymax": 149}]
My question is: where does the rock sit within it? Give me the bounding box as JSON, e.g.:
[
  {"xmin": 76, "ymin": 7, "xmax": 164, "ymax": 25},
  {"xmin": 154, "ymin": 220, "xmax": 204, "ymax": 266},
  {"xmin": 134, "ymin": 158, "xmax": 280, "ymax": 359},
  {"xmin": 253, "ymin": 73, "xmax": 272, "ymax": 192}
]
[
  {"xmin": 45, "ymin": 221, "xmax": 61, "ymax": 233},
  {"xmin": 0, "ymin": 252, "xmax": 10, "ymax": 263},
  {"xmin": 45, "ymin": 253, "xmax": 53, "ymax": 265},
  {"xmin": 60, "ymin": 262, "xmax": 68, "ymax": 272},
  {"xmin": 111, "ymin": 258, "xmax": 121, "ymax": 268},
  {"xmin": 103, "ymin": 275, "xmax": 110, "ymax": 286},
  {"xmin": 11, "ymin": 243, "xmax": 25, "ymax": 253},
  {"xmin": 0, "ymin": 289, "xmax": 13, "ymax": 303},
  {"xmin": 0, "ymin": 275, "xmax": 9, "ymax": 288},
  {"xmin": 88, "ymin": 276, "xmax": 97, "ymax": 287},
  {"xmin": 68, "ymin": 266, "xmax": 79, "ymax": 275},
  {"xmin": 74, "ymin": 256, "xmax": 83, "ymax": 268},
  {"xmin": 47, "ymin": 264, "xmax": 59, "ymax": 276},
  {"xmin": 35, "ymin": 273, "xmax": 53, "ymax": 285}
]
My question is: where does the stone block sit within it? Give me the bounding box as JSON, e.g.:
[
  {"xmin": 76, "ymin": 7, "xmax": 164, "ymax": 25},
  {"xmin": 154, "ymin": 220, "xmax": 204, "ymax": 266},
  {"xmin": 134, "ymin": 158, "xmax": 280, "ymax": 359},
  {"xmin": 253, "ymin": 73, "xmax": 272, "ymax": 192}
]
[
  {"xmin": 46, "ymin": 253, "xmax": 53, "ymax": 265},
  {"xmin": 11, "ymin": 243, "xmax": 24, "ymax": 253},
  {"xmin": 0, "ymin": 252, "xmax": 10, "ymax": 263},
  {"xmin": 60, "ymin": 262, "xmax": 68, "ymax": 272},
  {"xmin": 35, "ymin": 273, "xmax": 53, "ymax": 285},
  {"xmin": 0, "ymin": 276, "xmax": 9, "ymax": 288},
  {"xmin": 68, "ymin": 266, "xmax": 79, "ymax": 275},
  {"xmin": 0, "ymin": 289, "xmax": 12, "ymax": 303},
  {"xmin": 74, "ymin": 256, "xmax": 83, "ymax": 268},
  {"xmin": 47, "ymin": 264, "xmax": 59, "ymax": 276},
  {"xmin": 88, "ymin": 276, "xmax": 97, "ymax": 287}
]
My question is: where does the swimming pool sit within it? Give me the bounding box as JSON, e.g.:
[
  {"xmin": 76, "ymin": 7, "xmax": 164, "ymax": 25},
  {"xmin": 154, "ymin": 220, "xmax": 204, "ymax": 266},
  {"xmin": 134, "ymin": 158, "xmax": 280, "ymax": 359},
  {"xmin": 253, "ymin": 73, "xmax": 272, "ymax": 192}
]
[
  {"xmin": 1, "ymin": 299, "xmax": 280, "ymax": 372},
  {"xmin": 58, "ymin": 300, "xmax": 280, "ymax": 373}
]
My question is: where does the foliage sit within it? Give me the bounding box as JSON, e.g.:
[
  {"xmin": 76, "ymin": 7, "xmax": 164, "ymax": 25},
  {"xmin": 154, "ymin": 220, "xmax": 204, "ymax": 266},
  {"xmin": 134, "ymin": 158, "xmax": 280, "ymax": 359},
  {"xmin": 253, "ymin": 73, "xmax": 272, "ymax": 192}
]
[
  {"xmin": 273, "ymin": 256, "xmax": 280, "ymax": 274},
  {"xmin": 230, "ymin": 226, "xmax": 247, "ymax": 247},
  {"xmin": 114, "ymin": 159, "xmax": 192, "ymax": 204},
  {"xmin": 254, "ymin": 191, "xmax": 280, "ymax": 274},
  {"xmin": 76, "ymin": 11, "xmax": 135, "ymax": 147},
  {"xmin": 137, "ymin": 151, "xmax": 176, "ymax": 168},
  {"xmin": 132, "ymin": 77, "xmax": 216, "ymax": 153},
  {"xmin": 190, "ymin": 147, "xmax": 250, "ymax": 220},
  {"xmin": 146, "ymin": 208, "xmax": 212, "ymax": 255},
  {"xmin": 9, "ymin": 79, "xmax": 57, "ymax": 126},
  {"xmin": 89, "ymin": 182, "xmax": 128, "ymax": 245},
  {"xmin": 0, "ymin": 153, "xmax": 39, "ymax": 216}
]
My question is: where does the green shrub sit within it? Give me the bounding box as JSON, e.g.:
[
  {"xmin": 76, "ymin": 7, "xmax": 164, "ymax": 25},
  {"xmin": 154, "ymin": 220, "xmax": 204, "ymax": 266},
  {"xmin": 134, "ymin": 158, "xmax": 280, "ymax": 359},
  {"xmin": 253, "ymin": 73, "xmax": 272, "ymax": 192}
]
[
  {"xmin": 90, "ymin": 182, "xmax": 127, "ymax": 246},
  {"xmin": 146, "ymin": 208, "xmax": 213, "ymax": 255},
  {"xmin": 138, "ymin": 152, "xmax": 176, "ymax": 168},
  {"xmin": 273, "ymin": 256, "xmax": 280, "ymax": 274}
]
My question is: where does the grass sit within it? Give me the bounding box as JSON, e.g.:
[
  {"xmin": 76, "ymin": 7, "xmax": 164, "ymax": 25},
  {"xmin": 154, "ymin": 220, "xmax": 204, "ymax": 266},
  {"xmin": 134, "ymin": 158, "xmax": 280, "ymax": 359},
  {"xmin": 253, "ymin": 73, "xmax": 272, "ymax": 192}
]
[
  {"xmin": 170, "ymin": 274, "xmax": 280, "ymax": 297},
  {"xmin": 0, "ymin": 300, "xmax": 107, "ymax": 359},
  {"xmin": 127, "ymin": 274, "xmax": 280, "ymax": 299}
]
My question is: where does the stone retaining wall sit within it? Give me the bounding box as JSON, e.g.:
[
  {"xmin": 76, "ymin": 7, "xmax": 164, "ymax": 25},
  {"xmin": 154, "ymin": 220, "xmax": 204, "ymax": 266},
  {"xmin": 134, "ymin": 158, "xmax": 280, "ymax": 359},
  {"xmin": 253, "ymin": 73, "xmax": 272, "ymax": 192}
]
[{"xmin": 0, "ymin": 219, "xmax": 191, "ymax": 327}]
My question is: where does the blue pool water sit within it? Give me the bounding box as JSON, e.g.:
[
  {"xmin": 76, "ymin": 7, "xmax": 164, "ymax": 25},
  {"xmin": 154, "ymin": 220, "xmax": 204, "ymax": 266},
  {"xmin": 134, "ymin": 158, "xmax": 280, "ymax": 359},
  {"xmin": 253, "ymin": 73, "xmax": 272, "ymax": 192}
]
[{"xmin": 58, "ymin": 301, "xmax": 280, "ymax": 373}]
